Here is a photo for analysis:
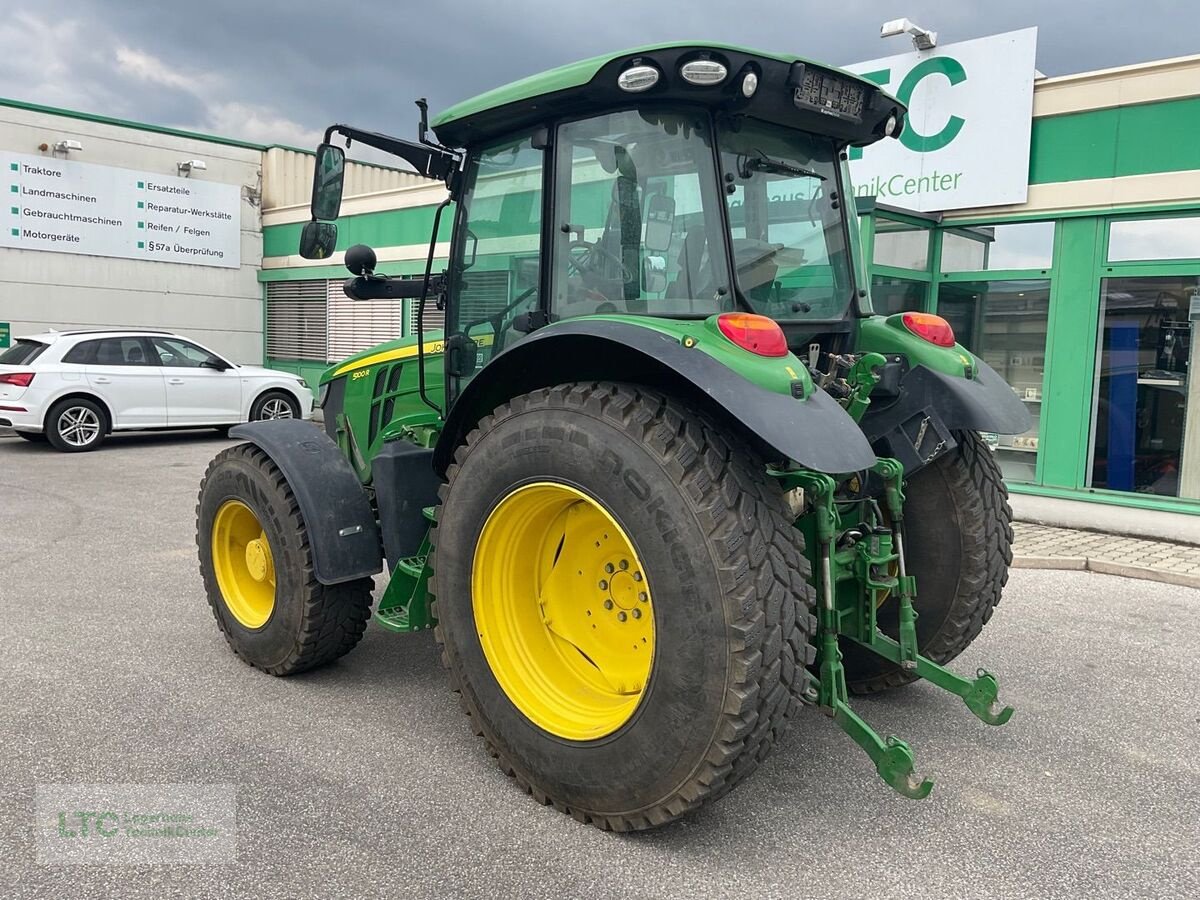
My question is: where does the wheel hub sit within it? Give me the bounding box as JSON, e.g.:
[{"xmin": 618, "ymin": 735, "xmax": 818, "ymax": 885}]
[
  {"xmin": 244, "ymin": 539, "xmax": 270, "ymax": 582},
  {"xmin": 473, "ymin": 482, "xmax": 656, "ymax": 741}
]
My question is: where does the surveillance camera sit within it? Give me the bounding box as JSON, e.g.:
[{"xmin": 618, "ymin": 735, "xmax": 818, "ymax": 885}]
[
  {"xmin": 52, "ymin": 139, "xmax": 83, "ymax": 153},
  {"xmin": 177, "ymin": 159, "xmax": 208, "ymax": 175}
]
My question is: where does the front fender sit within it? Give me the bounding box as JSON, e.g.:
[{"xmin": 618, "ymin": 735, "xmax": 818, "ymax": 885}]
[
  {"xmin": 434, "ymin": 320, "xmax": 877, "ymax": 475},
  {"xmin": 229, "ymin": 420, "xmax": 383, "ymax": 584},
  {"xmin": 859, "ymin": 361, "xmax": 1032, "ymax": 473}
]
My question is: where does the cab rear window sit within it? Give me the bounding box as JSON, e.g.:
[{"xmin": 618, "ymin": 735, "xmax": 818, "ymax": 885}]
[{"xmin": 0, "ymin": 339, "xmax": 48, "ymax": 365}]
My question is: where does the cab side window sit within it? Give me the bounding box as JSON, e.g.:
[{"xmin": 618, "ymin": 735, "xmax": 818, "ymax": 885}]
[{"xmin": 448, "ymin": 133, "xmax": 544, "ymax": 381}]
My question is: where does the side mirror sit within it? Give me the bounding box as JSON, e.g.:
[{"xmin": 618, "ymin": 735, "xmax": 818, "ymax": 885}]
[
  {"xmin": 344, "ymin": 243, "xmax": 377, "ymax": 276},
  {"xmin": 643, "ymin": 255, "xmax": 668, "ymax": 294},
  {"xmin": 444, "ymin": 333, "xmax": 479, "ymax": 377},
  {"xmin": 644, "ymin": 193, "xmax": 675, "ymax": 253},
  {"xmin": 299, "ymin": 221, "xmax": 338, "ymax": 259},
  {"xmin": 202, "ymin": 356, "xmax": 231, "ymax": 371},
  {"xmin": 311, "ymin": 142, "xmax": 346, "ymax": 221}
]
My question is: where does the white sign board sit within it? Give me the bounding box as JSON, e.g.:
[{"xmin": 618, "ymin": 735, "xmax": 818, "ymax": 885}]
[
  {"xmin": 845, "ymin": 28, "xmax": 1038, "ymax": 212},
  {"xmin": 1, "ymin": 153, "xmax": 241, "ymax": 268}
]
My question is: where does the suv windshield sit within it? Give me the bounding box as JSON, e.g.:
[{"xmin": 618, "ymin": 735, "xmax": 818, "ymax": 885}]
[{"xmin": 717, "ymin": 120, "xmax": 853, "ymax": 321}]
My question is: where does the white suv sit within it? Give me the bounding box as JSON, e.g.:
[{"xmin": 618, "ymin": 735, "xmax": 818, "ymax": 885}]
[{"xmin": 0, "ymin": 330, "xmax": 314, "ymax": 452}]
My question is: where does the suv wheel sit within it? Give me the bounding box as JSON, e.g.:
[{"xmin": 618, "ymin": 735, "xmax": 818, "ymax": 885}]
[
  {"xmin": 46, "ymin": 398, "xmax": 108, "ymax": 452},
  {"xmin": 250, "ymin": 391, "xmax": 300, "ymax": 421}
]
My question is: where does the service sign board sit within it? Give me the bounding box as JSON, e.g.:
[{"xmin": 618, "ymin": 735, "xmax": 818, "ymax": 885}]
[
  {"xmin": 845, "ymin": 28, "xmax": 1038, "ymax": 212},
  {"xmin": 1, "ymin": 153, "xmax": 240, "ymax": 268}
]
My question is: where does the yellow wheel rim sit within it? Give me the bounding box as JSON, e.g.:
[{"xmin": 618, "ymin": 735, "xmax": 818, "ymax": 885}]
[
  {"xmin": 472, "ymin": 482, "xmax": 655, "ymax": 741},
  {"xmin": 211, "ymin": 499, "xmax": 277, "ymax": 629}
]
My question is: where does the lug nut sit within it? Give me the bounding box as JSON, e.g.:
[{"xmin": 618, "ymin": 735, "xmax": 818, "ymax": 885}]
[
  {"xmin": 632, "ymin": 608, "xmax": 641, "ymax": 619},
  {"xmin": 638, "ymin": 592, "xmax": 648, "ymax": 603},
  {"xmin": 617, "ymin": 611, "xmax": 627, "ymax": 622},
  {"xmin": 619, "ymin": 559, "xmax": 628, "ymax": 570},
  {"xmin": 599, "ymin": 580, "xmax": 608, "ymax": 590},
  {"xmin": 604, "ymin": 599, "xmax": 614, "ymax": 610},
  {"xmin": 604, "ymin": 563, "xmax": 614, "ymax": 574},
  {"xmin": 633, "ymin": 572, "xmax": 642, "ymax": 582}
]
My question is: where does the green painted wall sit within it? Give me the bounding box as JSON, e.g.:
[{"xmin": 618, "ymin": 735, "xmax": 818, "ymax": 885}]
[{"xmin": 1029, "ymin": 96, "xmax": 1200, "ymax": 185}]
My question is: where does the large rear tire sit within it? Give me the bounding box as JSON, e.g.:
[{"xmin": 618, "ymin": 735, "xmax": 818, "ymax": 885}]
[
  {"xmin": 430, "ymin": 382, "xmax": 817, "ymax": 831},
  {"xmin": 843, "ymin": 431, "xmax": 1013, "ymax": 694},
  {"xmin": 196, "ymin": 443, "xmax": 374, "ymax": 675}
]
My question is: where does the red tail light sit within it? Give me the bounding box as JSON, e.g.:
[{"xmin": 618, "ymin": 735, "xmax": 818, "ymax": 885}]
[
  {"xmin": 900, "ymin": 312, "xmax": 956, "ymax": 348},
  {"xmin": 716, "ymin": 313, "xmax": 788, "ymax": 357},
  {"xmin": 0, "ymin": 372, "xmax": 34, "ymax": 387}
]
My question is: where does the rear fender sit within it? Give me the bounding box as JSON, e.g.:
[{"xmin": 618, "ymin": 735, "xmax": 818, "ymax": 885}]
[
  {"xmin": 229, "ymin": 420, "xmax": 383, "ymax": 584},
  {"xmin": 433, "ymin": 320, "xmax": 877, "ymax": 475}
]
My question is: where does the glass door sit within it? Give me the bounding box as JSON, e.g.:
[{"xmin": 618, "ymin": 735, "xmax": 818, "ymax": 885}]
[
  {"xmin": 937, "ymin": 280, "xmax": 1051, "ymax": 482},
  {"xmin": 1089, "ymin": 275, "xmax": 1200, "ymax": 497}
]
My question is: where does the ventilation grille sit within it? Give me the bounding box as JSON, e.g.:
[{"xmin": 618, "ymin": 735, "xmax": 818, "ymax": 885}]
[
  {"xmin": 328, "ymin": 280, "xmax": 405, "ymax": 360},
  {"xmin": 265, "ymin": 280, "xmax": 327, "ymax": 362}
]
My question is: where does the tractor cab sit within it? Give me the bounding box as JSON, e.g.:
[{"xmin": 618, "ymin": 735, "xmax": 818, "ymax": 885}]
[{"xmin": 300, "ymin": 44, "xmax": 904, "ymax": 408}]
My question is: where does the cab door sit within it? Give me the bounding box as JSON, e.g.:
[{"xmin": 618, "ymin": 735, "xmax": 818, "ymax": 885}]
[
  {"xmin": 444, "ymin": 132, "xmax": 545, "ymax": 406},
  {"xmin": 147, "ymin": 336, "xmax": 244, "ymax": 425},
  {"xmin": 80, "ymin": 337, "xmax": 169, "ymax": 427}
]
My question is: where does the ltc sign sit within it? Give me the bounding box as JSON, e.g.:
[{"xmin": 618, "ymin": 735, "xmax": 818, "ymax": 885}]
[{"xmin": 845, "ymin": 27, "xmax": 1038, "ymax": 212}]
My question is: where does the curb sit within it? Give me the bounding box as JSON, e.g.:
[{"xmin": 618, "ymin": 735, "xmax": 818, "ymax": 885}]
[{"xmin": 1013, "ymin": 554, "xmax": 1200, "ymax": 589}]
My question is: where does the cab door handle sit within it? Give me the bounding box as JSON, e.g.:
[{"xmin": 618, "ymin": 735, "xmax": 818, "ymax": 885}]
[
  {"xmin": 93, "ymin": 376, "xmax": 112, "ymax": 384},
  {"xmin": 167, "ymin": 378, "xmax": 185, "ymax": 385}
]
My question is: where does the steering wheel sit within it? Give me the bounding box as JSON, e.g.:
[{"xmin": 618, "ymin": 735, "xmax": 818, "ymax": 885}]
[{"xmin": 566, "ymin": 239, "xmax": 634, "ymax": 283}]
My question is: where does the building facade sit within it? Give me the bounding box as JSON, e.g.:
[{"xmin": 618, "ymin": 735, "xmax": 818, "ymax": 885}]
[{"xmin": 3, "ymin": 49, "xmax": 1199, "ymax": 515}]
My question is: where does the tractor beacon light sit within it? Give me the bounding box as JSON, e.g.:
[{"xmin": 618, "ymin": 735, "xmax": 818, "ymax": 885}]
[
  {"xmin": 901, "ymin": 312, "xmax": 956, "ymax": 347},
  {"xmin": 717, "ymin": 313, "xmax": 789, "ymax": 357},
  {"xmin": 0, "ymin": 372, "xmax": 35, "ymax": 387}
]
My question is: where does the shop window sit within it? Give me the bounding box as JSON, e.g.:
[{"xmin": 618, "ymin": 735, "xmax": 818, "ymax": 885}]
[
  {"xmin": 1089, "ymin": 276, "xmax": 1200, "ymax": 498},
  {"xmin": 871, "ymin": 276, "xmax": 925, "ymax": 316},
  {"xmin": 1108, "ymin": 217, "xmax": 1200, "ymax": 263},
  {"xmin": 873, "ymin": 219, "xmax": 930, "ymax": 270},
  {"xmin": 937, "ymin": 280, "xmax": 1050, "ymax": 482},
  {"xmin": 941, "ymin": 222, "xmax": 1054, "ymax": 272}
]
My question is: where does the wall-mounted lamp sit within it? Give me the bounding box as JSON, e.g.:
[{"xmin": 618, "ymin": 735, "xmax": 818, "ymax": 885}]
[
  {"xmin": 42, "ymin": 139, "xmax": 83, "ymax": 154},
  {"xmin": 177, "ymin": 159, "xmax": 207, "ymax": 176},
  {"xmin": 880, "ymin": 18, "xmax": 938, "ymax": 51}
]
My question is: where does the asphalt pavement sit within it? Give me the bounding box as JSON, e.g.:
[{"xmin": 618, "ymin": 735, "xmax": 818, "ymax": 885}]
[{"xmin": 1, "ymin": 431, "xmax": 1197, "ymax": 899}]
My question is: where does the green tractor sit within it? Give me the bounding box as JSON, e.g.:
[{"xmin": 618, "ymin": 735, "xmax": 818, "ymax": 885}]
[{"xmin": 197, "ymin": 43, "xmax": 1029, "ymax": 830}]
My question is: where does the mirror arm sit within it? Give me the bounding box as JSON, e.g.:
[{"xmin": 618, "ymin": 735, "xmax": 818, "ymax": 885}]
[
  {"xmin": 324, "ymin": 123, "xmax": 460, "ymax": 185},
  {"xmin": 343, "ymin": 273, "xmax": 446, "ymax": 301}
]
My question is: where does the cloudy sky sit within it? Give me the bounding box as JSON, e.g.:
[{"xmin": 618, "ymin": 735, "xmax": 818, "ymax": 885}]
[{"xmin": 1, "ymin": 0, "xmax": 1195, "ymax": 150}]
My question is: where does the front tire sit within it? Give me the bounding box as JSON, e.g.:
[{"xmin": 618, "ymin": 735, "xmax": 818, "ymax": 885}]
[
  {"xmin": 250, "ymin": 391, "xmax": 300, "ymax": 421},
  {"xmin": 431, "ymin": 382, "xmax": 816, "ymax": 830},
  {"xmin": 45, "ymin": 398, "xmax": 107, "ymax": 452},
  {"xmin": 196, "ymin": 443, "xmax": 374, "ymax": 675},
  {"xmin": 843, "ymin": 431, "xmax": 1013, "ymax": 693}
]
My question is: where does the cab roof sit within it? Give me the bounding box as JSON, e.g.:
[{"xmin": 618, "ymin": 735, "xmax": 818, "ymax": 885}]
[{"xmin": 431, "ymin": 42, "xmax": 904, "ymax": 149}]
